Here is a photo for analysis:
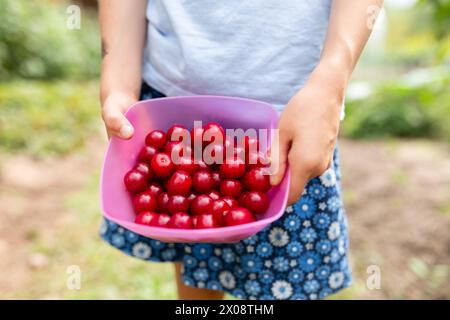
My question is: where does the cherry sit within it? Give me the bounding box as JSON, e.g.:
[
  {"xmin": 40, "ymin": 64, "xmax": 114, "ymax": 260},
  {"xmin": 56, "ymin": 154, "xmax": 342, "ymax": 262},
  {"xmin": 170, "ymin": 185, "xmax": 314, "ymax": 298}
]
[
  {"xmin": 223, "ymin": 207, "xmax": 256, "ymax": 226},
  {"xmin": 211, "ymin": 171, "xmax": 221, "ymax": 189},
  {"xmin": 175, "ymin": 156, "xmax": 198, "ymax": 175},
  {"xmin": 167, "ymin": 195, "xmax": 190, "ymax": 214},
  {"xmin": 195, "ymin": 213, "xmax": 220, "ymax": 229},
  {"xmin": 134, "ymin": 162, "xmax": 153, "ymax": 180},
  {"xmin": 151, "ymin": 153, "xmax": 174, "ymax": 178},
  {"xmin": 203, "ymin": 142, "xmax": 224, "ymax": 165},
  {"xmin": 124, "ymin": 170, "xmax": 148, "ymax": 193},
  {"xmin": 157, "ymin": 192, "xmax": 170, "ymax": 212},
  {"xmin": 156, "ymin": 213, "xmax": 171, "ymax": 227},
  {"xmin": 145, "ymin": 130, "xmax": 167, "ymax": 150},
  {"xmin": 167, "ymin": 124, "xmax": 188, "ymax": 142},
  {"xmin": 243, "ymin": 167, "xmax": 270, "ymax": 192},
  {"xmin": 212, "ymin": 199, "xmax": 231, "ymax": 224},
  {"xmin": 246, "ymin": 151, "xmax": 269, "ymax": 169},
  {"xmin": 239, "ymin": 191, "xmax": 269, "ymax": 214},
  {"xmin": 168, "ymin": 212, "xmax": 193, "ymax": 229},
  {"xmin": 241, "ymin": 136, "xmax": 259, "ymax": 155},
  {"xmin": 165, "ymin": 141, "xmax": 192, "ymax": 159},
  {"xmin": 192, "ymin": 215, "xmax": 198, "ymax": 228},
  {"xmin": 221, "ymin": 196, "xmax": 238, "ymax": 208},
  {"xmin": 186, "ymin": 191, "xmax": 197, "ymax": 202},
  {"xmin": 190, "ymin": 194, "xmax": 214, "ymax": 215},
  {"xmin": 135, "ymin": 211, "xmax": 159, "ymax": 226},
  {"xmin": 220, "ymin": 179, "xmax": 243, "ymax": 198},
  {"xmin": 208, "ymin": 190, "xmax": 221, "ymax": 201},
  {"xmin": 166, "ymin": 170, "xmax": 192, "ymax": 195},
  {"xmin": 233, "ymin": 147, "xmax": 246, "ymax": 162},
  {"xmin": 220, "ymin": 157, "xmax": 245, "ymax": 179},
  {"xmin": 190, "ymin": 126, "xmax": 206, "ymax": 147},
  {"xmin": 133, "ymin": 191, "xmax": 157, "ymax": 213},
  {"xmin": 196, "ymin": 159, "xmax": 211, "ymax": 171},
  {"xmin": 138, "ymin": 145, "xmax": 158, "ymax": 163},
  {"xmin": 192, "ymin": 170, "xmax": 215, "ymax": 193},
  {"xmin": 147, "ymin": 182, "xmax": 163, "ymax": 198},
  {"xmin": 203, "ymin": 122, "xmax": 225, "ymax": 144}
]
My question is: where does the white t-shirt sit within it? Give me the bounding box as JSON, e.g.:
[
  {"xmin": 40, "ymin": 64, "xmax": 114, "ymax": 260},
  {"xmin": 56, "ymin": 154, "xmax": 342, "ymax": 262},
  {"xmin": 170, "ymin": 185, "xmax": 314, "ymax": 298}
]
[{"xmin": 142, "ymin": 0, "xmax": 332, "ymax": 111}]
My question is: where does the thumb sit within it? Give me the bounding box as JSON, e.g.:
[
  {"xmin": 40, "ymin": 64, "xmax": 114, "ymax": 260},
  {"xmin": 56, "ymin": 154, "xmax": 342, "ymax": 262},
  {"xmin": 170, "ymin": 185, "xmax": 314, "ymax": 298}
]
[
  {"xmin": 101, "ymin": 96, "xmax": 135, "ymax": 140},
  {"xmin": 269, "ymin": 129, "xmax": 290, "ymax": 186}
]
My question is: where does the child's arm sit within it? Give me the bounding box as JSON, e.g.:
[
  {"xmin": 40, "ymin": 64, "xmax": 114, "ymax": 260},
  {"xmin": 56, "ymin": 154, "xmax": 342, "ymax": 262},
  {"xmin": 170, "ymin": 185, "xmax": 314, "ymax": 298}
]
[
  {"xmin": 99, "ymin": 0, "xmax": 148, "ymax": 139},
  {"xmin": 270, "ymin": 0, "xmax": 384, "ymax": 204}
]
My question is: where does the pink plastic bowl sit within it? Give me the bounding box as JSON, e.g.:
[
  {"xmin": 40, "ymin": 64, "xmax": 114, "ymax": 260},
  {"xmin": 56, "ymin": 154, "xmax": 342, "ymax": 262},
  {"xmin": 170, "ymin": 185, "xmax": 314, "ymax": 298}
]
[{"xmin": 100, "ymin": 95, "xmax": 290, "ymax": 243}]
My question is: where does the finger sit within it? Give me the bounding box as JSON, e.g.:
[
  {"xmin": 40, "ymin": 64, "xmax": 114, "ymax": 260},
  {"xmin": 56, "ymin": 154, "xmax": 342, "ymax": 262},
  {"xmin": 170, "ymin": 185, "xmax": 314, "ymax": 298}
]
[
  {"xmin": 269, "ymin": 129, "xmax": 290, "ymax": 186},
  {"xmin": 287, "ymin": 148, "xmax": 310, "ymax": 205},
  {"xmin": 102, "ymin": 106, "xmax": 134, "ymax": 140}
]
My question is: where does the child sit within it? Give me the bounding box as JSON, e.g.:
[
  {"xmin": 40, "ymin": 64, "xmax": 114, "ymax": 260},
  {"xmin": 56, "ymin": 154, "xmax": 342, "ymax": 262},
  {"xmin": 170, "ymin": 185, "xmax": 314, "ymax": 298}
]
[{"xmin": 99, "ymin": 0, "xmax": 383, "ymax": 300}]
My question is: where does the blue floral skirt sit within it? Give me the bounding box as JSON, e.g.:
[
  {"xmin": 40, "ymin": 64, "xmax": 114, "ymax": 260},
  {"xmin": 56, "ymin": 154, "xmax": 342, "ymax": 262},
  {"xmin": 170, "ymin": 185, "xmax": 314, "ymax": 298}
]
[{"xmin": 100, "ymin": 84, "xmax": 352, "ymax": 300}]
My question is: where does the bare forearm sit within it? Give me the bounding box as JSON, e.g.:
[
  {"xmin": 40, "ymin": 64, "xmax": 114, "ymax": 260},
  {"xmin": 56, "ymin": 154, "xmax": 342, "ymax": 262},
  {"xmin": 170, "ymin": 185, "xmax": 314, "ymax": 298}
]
[
  {"xmin": 99, "ymin": 0, "xmax": 147, "ymax": 103},
  {"xmin": 315, "ymin": 0, "xmax": 384, "ymax": 91}
]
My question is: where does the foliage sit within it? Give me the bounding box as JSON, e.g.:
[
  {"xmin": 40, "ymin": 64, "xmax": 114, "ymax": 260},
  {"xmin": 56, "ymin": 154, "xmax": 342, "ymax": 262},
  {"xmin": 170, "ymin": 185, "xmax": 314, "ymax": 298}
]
[
  {"xmin": 343, "ymin": 72, "xmax": 450, "ymax": 142},
  {"xmin": 417, "ymin": 0, "xmax": 450, "ymax": 40},
  {"xmin": 0, "ymin": 81, "xmax": 100, "ymax": 157},
  {"xmin": 0, "ymin": 0, "xmax": 100, "ymax": 80}
]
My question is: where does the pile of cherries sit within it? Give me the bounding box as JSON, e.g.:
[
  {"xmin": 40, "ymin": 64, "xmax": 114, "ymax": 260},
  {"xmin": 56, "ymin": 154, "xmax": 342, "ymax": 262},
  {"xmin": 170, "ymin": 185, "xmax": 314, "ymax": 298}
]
[{"xmin": 123, "ymin": 122, "xmax": 271, "ymax": 229}]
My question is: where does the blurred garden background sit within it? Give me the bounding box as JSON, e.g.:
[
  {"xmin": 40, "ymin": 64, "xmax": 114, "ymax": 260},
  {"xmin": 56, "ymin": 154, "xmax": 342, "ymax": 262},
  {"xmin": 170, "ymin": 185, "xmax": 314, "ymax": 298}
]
[{"xmin": 0, "ymin": 0, "xmax": 449, "ymax": 299}]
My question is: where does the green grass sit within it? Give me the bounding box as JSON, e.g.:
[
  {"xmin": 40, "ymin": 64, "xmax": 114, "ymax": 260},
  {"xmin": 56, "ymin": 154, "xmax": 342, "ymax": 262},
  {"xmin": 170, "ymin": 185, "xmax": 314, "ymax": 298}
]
[
  {"xmin": 21, "ymin": 173, "xmax": 177, "ymax": 299},
  {"xmin": 0, "ymin": 80, "xmax": 100, "ymax": 157}
]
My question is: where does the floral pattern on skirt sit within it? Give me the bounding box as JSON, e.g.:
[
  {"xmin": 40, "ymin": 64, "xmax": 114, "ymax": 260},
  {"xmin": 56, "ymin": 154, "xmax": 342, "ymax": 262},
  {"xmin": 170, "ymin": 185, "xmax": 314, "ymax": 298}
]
[{"xmin": 100, "ymin": 84, "xmax": 352, "ymax": 300}]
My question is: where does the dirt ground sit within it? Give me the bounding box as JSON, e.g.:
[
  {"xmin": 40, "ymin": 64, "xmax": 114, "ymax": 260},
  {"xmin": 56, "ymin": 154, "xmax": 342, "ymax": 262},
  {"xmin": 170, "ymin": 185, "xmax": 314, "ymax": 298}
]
[{"xmin": 0, "ymin": 138, "xmax": 449, "ymax": 299}]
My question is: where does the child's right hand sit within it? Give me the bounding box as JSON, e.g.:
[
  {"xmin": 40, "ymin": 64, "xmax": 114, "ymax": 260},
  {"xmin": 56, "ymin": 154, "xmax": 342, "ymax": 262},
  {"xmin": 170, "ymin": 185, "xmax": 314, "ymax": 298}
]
[{"xmin": 101, "ymin": 92, "xmax": 136, "ymax": 140}]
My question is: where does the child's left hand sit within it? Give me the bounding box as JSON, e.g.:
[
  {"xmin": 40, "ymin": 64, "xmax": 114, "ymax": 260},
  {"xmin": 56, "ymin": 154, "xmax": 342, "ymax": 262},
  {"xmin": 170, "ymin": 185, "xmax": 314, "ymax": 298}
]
[{"xmin": 270, "ymin": 63, "xmax": 346, "ymax": 205}]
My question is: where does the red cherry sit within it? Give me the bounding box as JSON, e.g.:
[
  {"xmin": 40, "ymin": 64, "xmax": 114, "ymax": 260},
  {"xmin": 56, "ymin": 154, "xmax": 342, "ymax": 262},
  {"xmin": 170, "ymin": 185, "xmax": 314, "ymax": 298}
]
[
  {"xmin": 211, "ymin": 171, "xmax": 221, "ymax": 189},
  {"xmin": 196, "ymin": 159, "xmax": 211, "ymax": 171},
  {"xmin": 239, "ymin": 191, "xmax": 269, "ymax": 214},
  {"xmin": 220, "ymin": 179, "xmax": 243, "ymax": 198},
  {"xmin": 168, "ymin": 212, "xmax": 193, "ymax": 229},
  {"xmin": 167, "ymin": 124, "xmax": 188, "ymax": 142},
  {"xmin": 243, "ymin": 167, "xmax": 271, "ymax": 192},
  {"xmin": 223, "ymin": 137, "xmax": 235, "ymax": 156},
  {"xmin": 124, "ymin": 170, "xmax": 148, "ymax": 193},
  {"xmin": 167, "ymin": 195, "xmax": 190, "ymax": 214},
  {"xmin": 223, "ymin": 207, "xmax": 256, "ymax": 226},
  {"xmin": 186, "ymin": 191, "xmax": 197, "ymax": 202},
  {"xmin": 246, "ymin": 151, "xmax": 269, "ymax": 169},
  {"xmin": 212, "ymin": 199, "xmax": 231, "ymax": 224},
  {"xmin": 220, "ymin": 157, "xmax": 245, "ymax": 179},
  {"xmin": 241, "ymin": 136, "xmax": 259, "ymax": 155},
  {"xmin": 156, "ymin": 213, "xmax": 171, "ymax": 227},
  {"xmin": 208, "ymin": 190, "xmax": 221, "ymax": 201},
  {"xmin": 166, "ymin": 170, "xmax": 192, "ymax": 195},
  {"xmin": 145, "ymin": 130, "xmax": 167, "ymax": 150},
  {"xmin": 138, "ymin": 145, "xmax": 158, "ymax": 163},
  {"xmin": 151, "ymin": 153, "xmax": 174, "ymax": 178},
  {"xmin": 157, "ymin": 192, "xmax": 170, "ymax": 212},
  {"xmin": 147, "ymin": 182, "xmax": 163, "ymax": 198},
  {"xmin": 133, "ymin": 191, "xmax": 157, "ymax": 213},
  {"xmin": 221, "ymin": 196, "xmax": 238, "ymax": 208},
  {"xmin": 190, "ymin": 195, "xmax": 214, "ymax": 215},
  {"xmin": 133, "ymin": 162, "xmax": 153, "ymax": 180},
  {"xmin": 203, "ymin": 122, "xmax": 225, "ymax": 144},
  {"xmin": 135, "ymin": 211, "xmax": 159, "ymax": 226},
  {"xmin": 165, "ymin": 141, "xmax": 192, "ymax": 159},
  {"xmin": 195, "ymin": 214, "xmax": 220, "ymax": 229},
  {"xmin": 192, "ymin": 215, "xmax": 198, "ymax": 228},
  {"xmin": 203, "ymin": 142, "xmax": 225, "ymax": 165},
  {"xmin": 192, "ymin": 170, "xmax": 215, "ymax": 193},
  {"xmin": 175, "ymin": 156, "xmax": 198, "ymax": 175},
  {"xmin": 233, "ymin": 147, "xmax": 246, "ymax": 162},
  {"xmin": 190, "ymin": 126, "xmax": 206, "ymax": 147}
]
